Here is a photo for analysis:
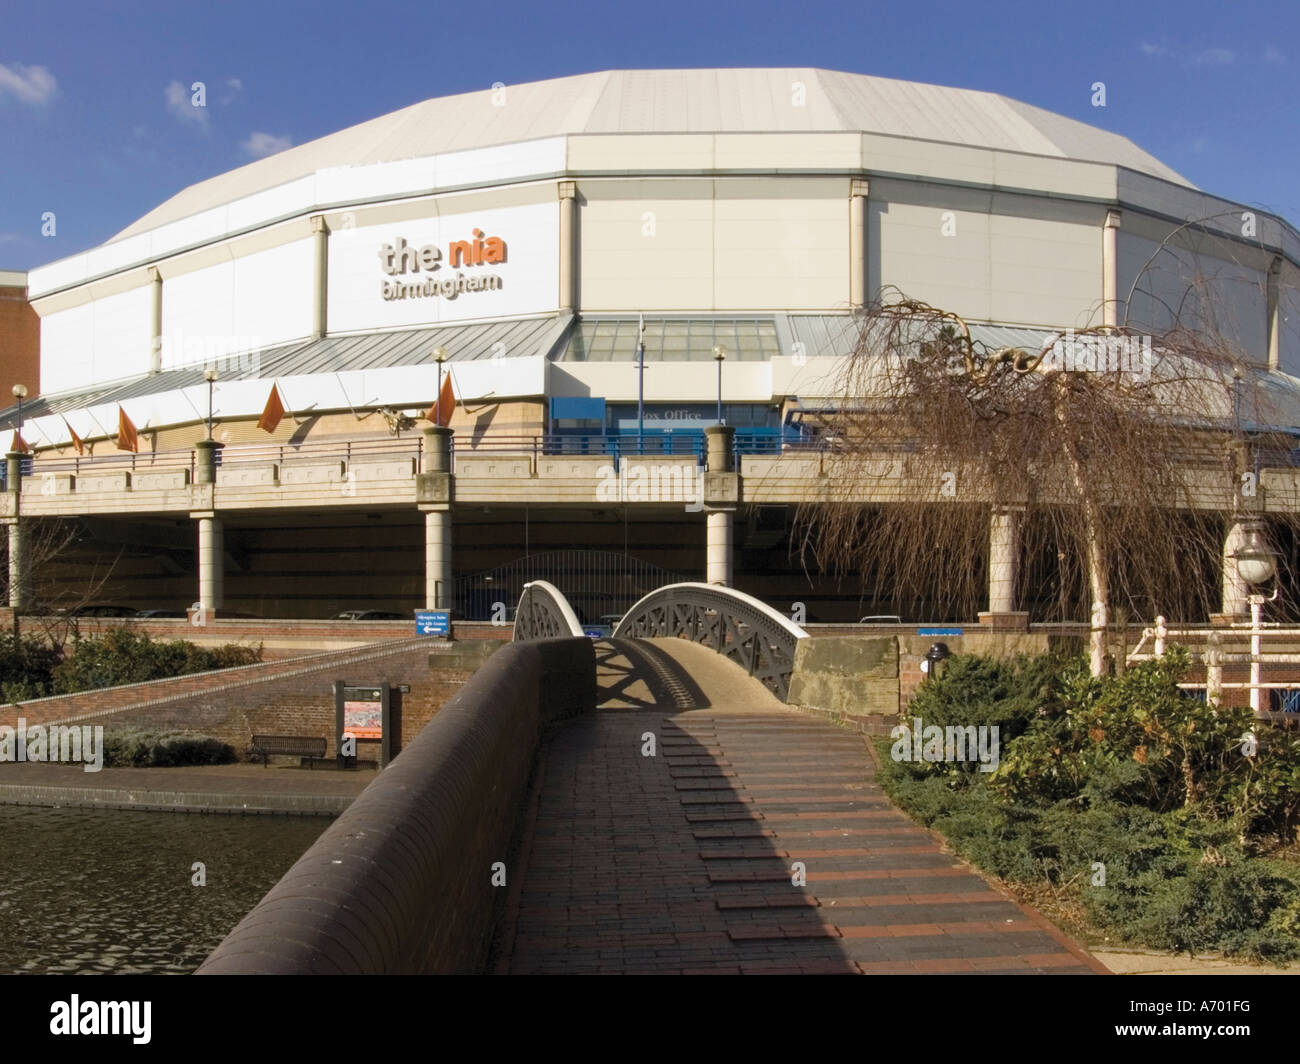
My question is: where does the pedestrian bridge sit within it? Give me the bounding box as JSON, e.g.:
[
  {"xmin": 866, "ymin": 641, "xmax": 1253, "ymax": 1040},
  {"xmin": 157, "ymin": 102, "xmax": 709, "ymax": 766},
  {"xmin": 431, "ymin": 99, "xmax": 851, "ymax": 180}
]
[{"xmin": 197, "ymin": 581, "xmax": 1103, "ymax": 976}]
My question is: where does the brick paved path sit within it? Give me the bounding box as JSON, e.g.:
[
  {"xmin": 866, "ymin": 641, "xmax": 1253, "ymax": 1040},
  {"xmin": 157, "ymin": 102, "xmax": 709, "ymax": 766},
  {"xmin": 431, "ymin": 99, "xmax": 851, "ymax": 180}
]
[{"xmin": 498, "ymin": 639, "xmax": 1106, "ymax": 975}]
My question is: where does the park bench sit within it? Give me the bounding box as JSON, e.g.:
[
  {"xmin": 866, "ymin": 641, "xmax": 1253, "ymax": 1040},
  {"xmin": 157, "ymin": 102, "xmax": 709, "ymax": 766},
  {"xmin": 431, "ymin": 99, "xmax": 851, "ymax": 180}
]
[{"xmin": 251, "ymin": 735, "xmax": 328, "ymax": 768}]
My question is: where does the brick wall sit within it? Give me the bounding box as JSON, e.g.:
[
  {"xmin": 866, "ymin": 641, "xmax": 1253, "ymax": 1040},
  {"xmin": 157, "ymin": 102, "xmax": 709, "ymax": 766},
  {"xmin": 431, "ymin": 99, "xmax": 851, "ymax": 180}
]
[
  {"xmin": 0, "ymin": 635, "xmax": 509, "ymax": 761},
  {"xmin": 0, "ymin": 281, "xmax": 39, "ymax": 401},
  {"xmin": 198, "ymin": 637, "xmax": 597, "ymax": 974}
]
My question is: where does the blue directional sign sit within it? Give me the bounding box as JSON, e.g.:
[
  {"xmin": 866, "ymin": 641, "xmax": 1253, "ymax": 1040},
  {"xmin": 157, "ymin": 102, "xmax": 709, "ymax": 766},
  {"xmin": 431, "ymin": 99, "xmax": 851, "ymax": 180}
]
[
  {"xmin": 583, "ymin": 626, "xmax": 607, "ymax": 639},
  {"xmin": 917, "ymin": 627, "xmax": 963, "ymax": 637},
  {"xmin": 416, "ymin": 610, "xmax": 451, "ymax": 636}
]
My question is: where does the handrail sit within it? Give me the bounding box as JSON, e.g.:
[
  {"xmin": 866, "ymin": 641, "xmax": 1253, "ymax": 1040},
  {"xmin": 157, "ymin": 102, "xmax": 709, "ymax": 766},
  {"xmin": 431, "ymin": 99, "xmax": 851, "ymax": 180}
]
[
  {"xmin": 615, "ymin": 581, "xmax": 808, "ymax": 700},
  {"xmin": 513, "ymin": 581, "xmax": 585, "ymax": 640}
]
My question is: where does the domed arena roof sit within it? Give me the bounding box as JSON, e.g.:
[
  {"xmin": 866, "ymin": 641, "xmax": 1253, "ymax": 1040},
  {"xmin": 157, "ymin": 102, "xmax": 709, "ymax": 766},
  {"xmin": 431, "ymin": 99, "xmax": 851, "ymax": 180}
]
[{"xmin": 112, "ymin": 67, "xmax": 1193, "ymax": 240}]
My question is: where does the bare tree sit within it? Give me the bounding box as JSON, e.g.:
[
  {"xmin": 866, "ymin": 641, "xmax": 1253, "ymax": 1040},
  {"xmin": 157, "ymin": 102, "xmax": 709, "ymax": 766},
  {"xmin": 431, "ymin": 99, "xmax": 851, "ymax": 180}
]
[
  {"xmin": 2, "ymin": 518, "xmax": 124, "ymax": 649},
  {"xmin": 793, "ymin": 287, "xmax": 1292, "ymax": 675}
]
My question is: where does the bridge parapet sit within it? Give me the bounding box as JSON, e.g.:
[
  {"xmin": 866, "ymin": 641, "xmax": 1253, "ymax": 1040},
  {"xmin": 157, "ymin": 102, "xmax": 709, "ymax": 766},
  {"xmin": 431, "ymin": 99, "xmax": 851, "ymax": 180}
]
[
  {"xmin": 615, "ymin": 582, "xmax": 808, "ymax": 701},
  {"xmin": 197, "ymin": 637, "xmax": 595, "ymax": 975},
  {"xmin": 513, "ymin": 580, "xmax": 585, "ymax": 641}
]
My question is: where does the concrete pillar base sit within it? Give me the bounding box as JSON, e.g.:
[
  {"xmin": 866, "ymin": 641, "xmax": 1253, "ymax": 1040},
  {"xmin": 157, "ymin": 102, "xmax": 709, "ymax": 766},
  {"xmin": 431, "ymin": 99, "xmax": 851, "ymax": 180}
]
[
  {"xmin": 1209, "ymin": 612, "xmax": 1249, "ymax": 626},
  {"xmin": 978, "ymin": 611, "xmax": 1030, "ymax": 632}
]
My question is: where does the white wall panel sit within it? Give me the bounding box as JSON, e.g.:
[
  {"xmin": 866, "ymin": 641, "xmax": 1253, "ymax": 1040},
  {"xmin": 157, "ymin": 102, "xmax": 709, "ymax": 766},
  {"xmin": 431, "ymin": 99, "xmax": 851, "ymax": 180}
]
[
  {"xmin": 91, "ymin": 284, "xmax": 152, "ymax": 382},
  {"xmin": 161, "ymin": 258, "xmax": 234, "ymax": 369},
  {"xmin": 232, "ymin": 238, "xmax": 313, "ymax": 348},
  {"xmin": 39, "ymin": 286, "xmax": 151, "ymax": 391},
  {"xmin": 40, "ymin": 303, "xmax": 94, "ymax": 393}
]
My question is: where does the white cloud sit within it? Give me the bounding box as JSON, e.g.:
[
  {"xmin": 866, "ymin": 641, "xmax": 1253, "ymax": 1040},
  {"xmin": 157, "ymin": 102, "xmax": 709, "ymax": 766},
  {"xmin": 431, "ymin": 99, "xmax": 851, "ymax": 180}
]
[
  {"xmin": 241, "ymin": 131, "xmax": 293, "ymax": 158},
  {"xmin": 1138, "ymin": 42, "xmax": 1168, "ymax": 57},
  {"xmin": 165, "ymin": 80, "xmax": 207, "ymax": 126},
  {"xmin": 0, "ymin": 62, "xmax": 58, "ymax": 104},
  {"xmin": 220, "ymin": 77, "xmax": 243, "ymax": 105},
  {"xmin": 226, "ymin": 77, "xmax": 243, "ymax": 92},
  {"xmin": 1193, "ymin": 48, "xmax": 1236, "ymax": 66}
]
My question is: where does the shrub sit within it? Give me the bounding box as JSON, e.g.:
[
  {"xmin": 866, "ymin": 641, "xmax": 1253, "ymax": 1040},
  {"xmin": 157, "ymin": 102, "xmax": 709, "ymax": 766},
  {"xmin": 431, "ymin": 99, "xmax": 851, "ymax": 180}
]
[
  {"xmin": 0, "ymin": 636, "xmax": 60, "ymax": 701},
  {"xmin": 880, "ymin": 648, "xmax": 1300, "ymax": 963},
  {"xmin": 102, "ymin": 728, "xmax": 236, "ymax": 767},
  {"xmin": 52, "ymin": 628, "xmax": 263, "ymax": 694}
]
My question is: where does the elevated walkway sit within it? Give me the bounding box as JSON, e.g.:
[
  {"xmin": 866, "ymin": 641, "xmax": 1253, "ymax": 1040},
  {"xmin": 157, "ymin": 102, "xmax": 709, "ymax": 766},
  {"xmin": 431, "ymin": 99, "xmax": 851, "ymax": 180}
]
[{"xmin": 496, "ymin": 637, "xmax": 1103, "ymax": 975}]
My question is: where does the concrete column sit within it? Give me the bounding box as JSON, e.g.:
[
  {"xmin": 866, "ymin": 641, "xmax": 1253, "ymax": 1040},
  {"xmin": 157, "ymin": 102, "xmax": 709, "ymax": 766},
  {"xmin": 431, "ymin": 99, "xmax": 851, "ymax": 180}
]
[
  {"xmin": 1102, "ymin": 209, "xmax": 1122, "ymax": 328},
  {"xmin": 704, "ymin": 424, "xmax": 734, "ymax": 474},
  {"xmin": 194, "ymin": 439, "xmax": 221, "ymax": 484},
  {"xmin": 422, "ymin": 425, "xmax": 453, "ymax": 474},
  {"xmin": 419, "ymin": 426, "xmax": 454, "ymax": 609},
  {"xmin": 6, "ymin": 520, "xmax": 27, "ymax": 611},
  {"xmin": 706, "ymin": 511, "xmax": 733, "ymax": 586},
  {"xmin": 197, "ymin": 514, "xmax": 223, "ymax": 612},
  {"xmin": 988, "ymin": 508, "xmax": 1019, "ymax": 613},
  {"xmin": 148, "ymin": 266, "xmax": 163, "ymax": 374},
  {"xmin": 1221, "ymin": 519, "xmax": 1251, "ymax": 620},
  {"xmin": 311, "ymin": 215, "xmax": 329, "ymax": 339},
  {"xmin": 1267, "ymin": 256, "xmax": 1282, "ymax": 372},
  {"xmin": 703, "ymin": 424, "xmax": 735, "ymax": 586},
  {"xmin": 558, "ymin": 181, "xmax": 577, "ymax": 314},
  {"xmin": 5, "ymin": 452, "xmax": 26, "ymax": 611},
  {"xmin": 425, "ymin": 510, "xmax": 453, "ymax": 609},
  {"xmin": 849, "ymin": 178, "xmax": 869, "ymax": 309},
  {"xmin": 979, "ymin": 507, "xmax": 1029, "ymax": 630}
]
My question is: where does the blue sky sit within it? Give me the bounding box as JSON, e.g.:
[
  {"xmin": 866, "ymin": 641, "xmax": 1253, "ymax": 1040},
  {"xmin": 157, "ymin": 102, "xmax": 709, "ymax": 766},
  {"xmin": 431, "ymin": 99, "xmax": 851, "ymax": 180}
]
[{"xmin": 2, "ymin": 0, "xmax": 1297, "ymax": 270}]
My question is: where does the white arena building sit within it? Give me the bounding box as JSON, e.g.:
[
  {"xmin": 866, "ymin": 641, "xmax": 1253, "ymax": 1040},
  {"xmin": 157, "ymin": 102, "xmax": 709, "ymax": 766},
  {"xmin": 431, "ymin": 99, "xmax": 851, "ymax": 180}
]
[{"xmin": 4, "ymin": 68, "xmax": 1300, "ymax": 623}]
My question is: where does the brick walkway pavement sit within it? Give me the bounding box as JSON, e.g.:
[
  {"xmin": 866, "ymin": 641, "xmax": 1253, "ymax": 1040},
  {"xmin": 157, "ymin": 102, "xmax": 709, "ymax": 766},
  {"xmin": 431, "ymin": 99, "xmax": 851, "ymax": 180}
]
[{"xmin": 497, "ymin": 639, "xmax": 1107, "ymax": 975}]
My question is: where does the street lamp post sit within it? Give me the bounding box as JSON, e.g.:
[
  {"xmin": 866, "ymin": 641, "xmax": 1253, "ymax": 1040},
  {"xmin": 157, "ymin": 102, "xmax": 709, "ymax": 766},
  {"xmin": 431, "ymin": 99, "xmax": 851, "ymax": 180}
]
[
  {"xmin": 1234, "ymin": 527, "xmax": 1278, "ymax": 716},
  {"xmin": 433, "ymin": 347, "xmax": 447, "ymax": 425},
  {"xmin": 203, "ymin": 368, "xmax": 217, "ymax": 439},
  {"xmin": 12, "ymin": 383, "xmax": 27, "ymax": 453},
  {"xmin": 637, "ymin": 314, "xmax": 646, "ymax": 456},
  {"xmin": 713, "ymin": 344, "xmax": 726, "ymax": 425}
]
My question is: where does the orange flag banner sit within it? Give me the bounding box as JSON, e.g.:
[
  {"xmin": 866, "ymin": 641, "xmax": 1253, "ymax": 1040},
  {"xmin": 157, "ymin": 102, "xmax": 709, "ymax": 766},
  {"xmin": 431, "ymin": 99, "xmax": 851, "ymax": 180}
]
[
  {"xmin": 426, "ymin": 372, "xmax": 455, "ymax": 427},
  {"xmin": 63, "ymin": 418, "xmax": 85, "ymax": 455},
  {"xmin": 117, "ymin": 407, "xmax": 139, "ymax": 453},
  {"xmin": 257, "ymin": 384, "xmax": 285, "ymax": 434}
]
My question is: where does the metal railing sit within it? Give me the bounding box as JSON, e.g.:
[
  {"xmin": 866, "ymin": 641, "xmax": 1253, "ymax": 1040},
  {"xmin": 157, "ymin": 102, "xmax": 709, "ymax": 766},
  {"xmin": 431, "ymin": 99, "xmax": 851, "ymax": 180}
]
[
  {"xmin": 1128, "ymin": 616, "xmax": 1300, "ymax": 718},
  {"xmin": 20, "ymin": 430, "xmax": 826, "ymax": 481},
  {"xmin": 614, "ymin": 581, "xmax": 809, "ymax": 701}
]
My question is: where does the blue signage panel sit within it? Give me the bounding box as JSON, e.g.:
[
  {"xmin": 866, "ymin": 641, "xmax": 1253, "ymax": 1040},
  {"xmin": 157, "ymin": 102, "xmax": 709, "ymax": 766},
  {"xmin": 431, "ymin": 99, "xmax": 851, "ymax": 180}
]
[
  {"xmin": 917, "ymin": 627, "xmax": 963, "ymax": 637},
  {"xmin": 416, "ymin": 610, "xmax": 451, "ymax": 636},
  {"xmin": 583, "ymin": 627, "xmax": 606, "ymax": 639}
]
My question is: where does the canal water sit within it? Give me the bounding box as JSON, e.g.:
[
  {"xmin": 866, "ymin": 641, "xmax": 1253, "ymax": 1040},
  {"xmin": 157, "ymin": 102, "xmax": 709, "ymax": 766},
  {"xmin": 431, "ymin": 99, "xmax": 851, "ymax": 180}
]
[{"xmin": 0, "ymin": 805, "xmax": 328, "ymax": 974}]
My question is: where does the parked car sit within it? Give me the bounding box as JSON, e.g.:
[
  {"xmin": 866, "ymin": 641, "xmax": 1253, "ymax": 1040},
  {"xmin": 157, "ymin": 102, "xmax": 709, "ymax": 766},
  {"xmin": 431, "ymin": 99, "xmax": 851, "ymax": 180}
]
[
  {"xmin": 135, "ymin": 608, "xmax": 188, "ymax": 618},
  {"xmin": 333, "ymin": 610, "xmax": 408, "ymax": 621},
  {"xmin": 67, "ymin": 605, "xmax": 137, "ymax": 617}
]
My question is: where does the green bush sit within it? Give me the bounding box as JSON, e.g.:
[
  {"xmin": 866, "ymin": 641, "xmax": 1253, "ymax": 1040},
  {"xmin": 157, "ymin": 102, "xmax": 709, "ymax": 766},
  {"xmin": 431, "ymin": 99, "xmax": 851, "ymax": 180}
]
[
  {"xmin": 51, "ymin": 628, "xmax": 263, "ymax": 694},
  {"xmin": 0, "ymin": 636, "xmax": 60, "ymax": 701},
  {"xmin": 896, "ymin": 651, "xmax": 1068, "ymax": 783},
  {"xmin": 878, "ymin": 649, "xmax": 1300, "ymax": 963},
  {"xmin": 102, "ymin": 728, "xmax": 236, "ymax": 767}
]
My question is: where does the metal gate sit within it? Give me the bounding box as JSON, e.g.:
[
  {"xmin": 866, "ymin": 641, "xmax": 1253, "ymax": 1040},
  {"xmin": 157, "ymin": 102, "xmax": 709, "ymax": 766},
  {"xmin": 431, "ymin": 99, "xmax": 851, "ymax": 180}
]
[{"xmin": 456, "ymin": 550, "xmax": 686, "ymax": 623}]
